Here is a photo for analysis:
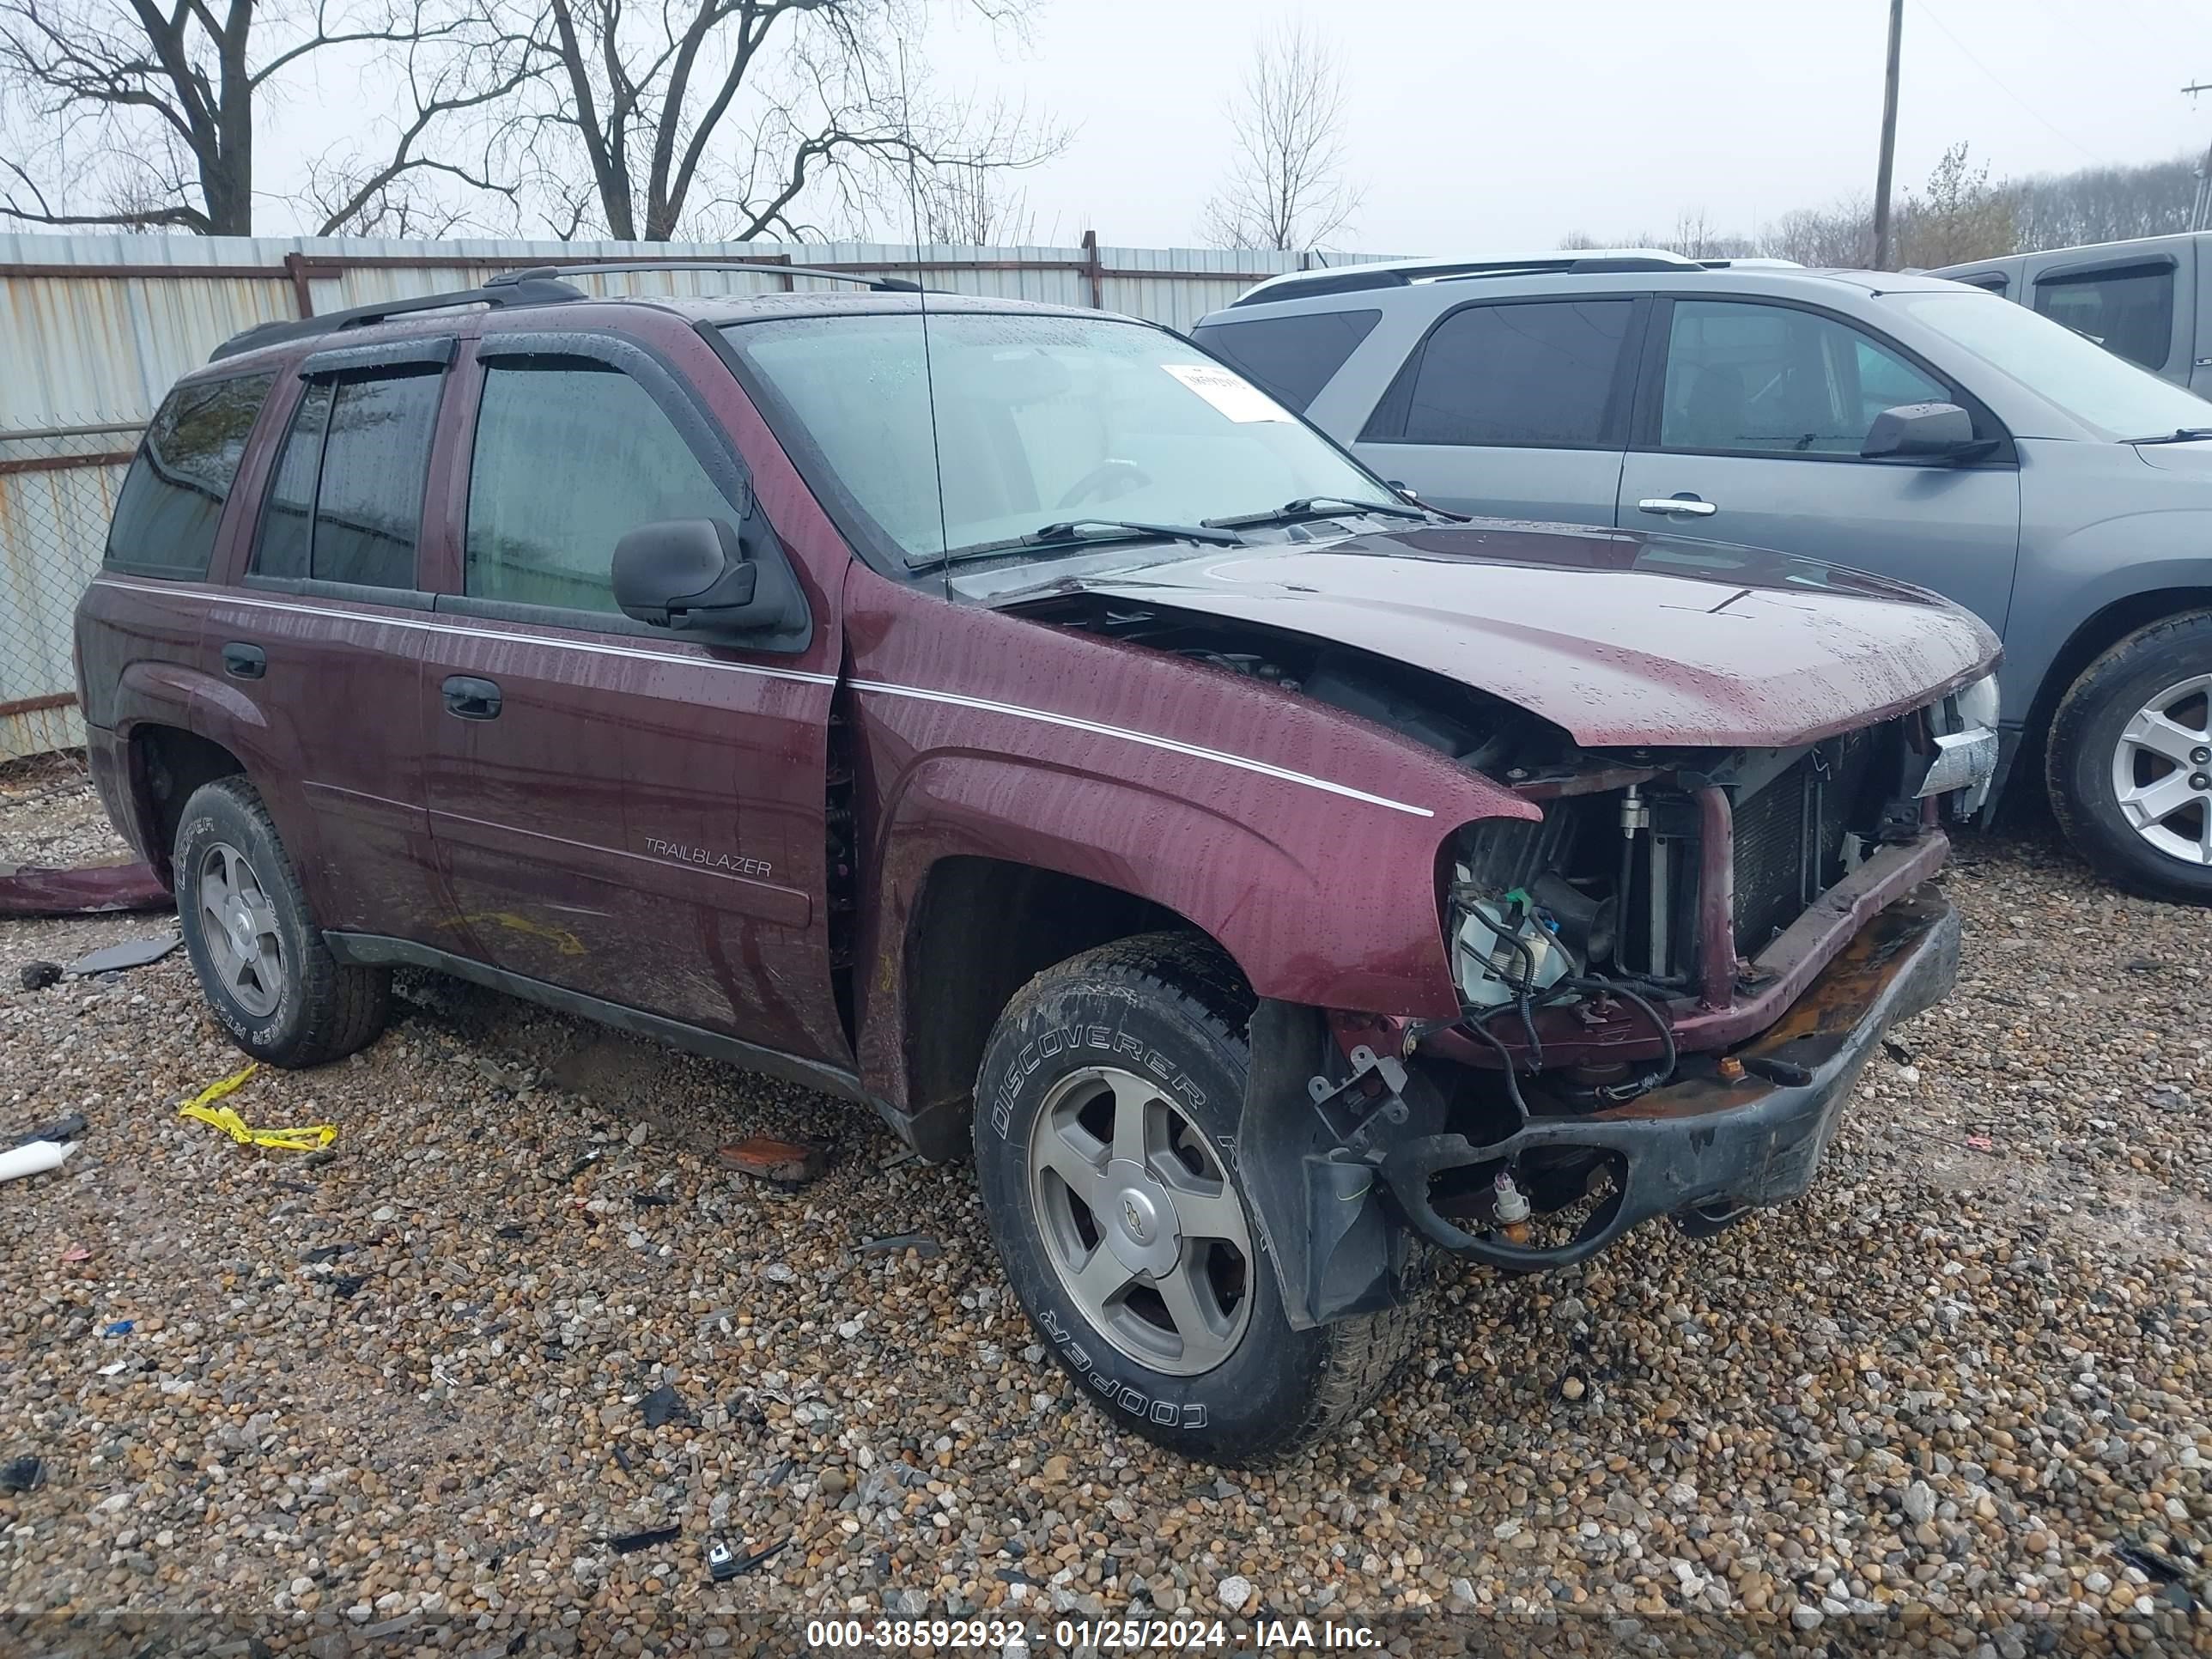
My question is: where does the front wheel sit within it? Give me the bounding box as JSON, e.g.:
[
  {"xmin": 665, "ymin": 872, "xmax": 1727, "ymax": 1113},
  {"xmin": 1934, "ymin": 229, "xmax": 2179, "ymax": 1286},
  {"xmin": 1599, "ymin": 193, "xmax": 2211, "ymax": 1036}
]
[
  {"xmin": 2047, "ymin": 610, "xmax": 2212, "ymax": 903},
  {"xmin": 974, "ymin": 933, "xmax": 1416, "ymax": 1466}
]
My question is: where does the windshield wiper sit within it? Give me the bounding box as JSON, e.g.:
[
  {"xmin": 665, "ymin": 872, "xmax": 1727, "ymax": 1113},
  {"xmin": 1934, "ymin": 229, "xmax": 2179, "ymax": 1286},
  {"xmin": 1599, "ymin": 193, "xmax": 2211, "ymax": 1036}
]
[
  {"xmin": 2130, "ymin": 427, "xmax": 2212, "ymax": 445},
  {"xmin": 903, "ymin": 518, "xmax": 1244, "ymax": 575},
  {"xmin": 1201, "ymin": 494, "xmax": 1430, "ymax": 530}
]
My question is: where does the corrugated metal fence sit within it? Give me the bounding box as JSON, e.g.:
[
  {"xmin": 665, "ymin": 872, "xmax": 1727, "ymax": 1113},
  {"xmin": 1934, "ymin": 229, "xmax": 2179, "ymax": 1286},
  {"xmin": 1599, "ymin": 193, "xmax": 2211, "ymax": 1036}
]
[{"xmin": 0, "ymin": 231, "xmax": 1391, "ymax": 760}]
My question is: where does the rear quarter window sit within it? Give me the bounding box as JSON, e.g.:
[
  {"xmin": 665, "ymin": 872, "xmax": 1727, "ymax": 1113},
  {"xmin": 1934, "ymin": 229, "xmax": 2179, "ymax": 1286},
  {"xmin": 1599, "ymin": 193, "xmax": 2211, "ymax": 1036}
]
[
  {"xmin": 1191, "ymin": 309, "xmax": 1382, "ymax": 412},
  {"xmin": 105, "ymin": 373, "xmax": 274, "ymax": 578}
]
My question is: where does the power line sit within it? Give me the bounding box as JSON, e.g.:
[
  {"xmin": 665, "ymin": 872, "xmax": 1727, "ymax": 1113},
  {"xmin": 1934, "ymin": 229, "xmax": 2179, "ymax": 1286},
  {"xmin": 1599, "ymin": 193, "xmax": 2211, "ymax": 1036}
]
[{"xmin": 1911, "ymin": 0, "xmax": 2105, "ymax": 164}]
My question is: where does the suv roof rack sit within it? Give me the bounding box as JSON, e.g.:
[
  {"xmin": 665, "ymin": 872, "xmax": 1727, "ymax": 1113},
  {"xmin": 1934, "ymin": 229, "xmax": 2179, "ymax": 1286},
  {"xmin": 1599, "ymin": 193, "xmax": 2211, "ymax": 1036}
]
[
  {"xmin": 207, "ymin": 273, "xmax": 586, "ymax": 362},
  {"xmin": 486, "ymin": 258, "xmax": 924, "ymax": 293},
  {"xmin": 1228, "ymin": 248, "xmax": 1802, "ymax": 308},
  {"xmin": 206, "ymin": 257, "xmax": 924, "ymax": 364}
]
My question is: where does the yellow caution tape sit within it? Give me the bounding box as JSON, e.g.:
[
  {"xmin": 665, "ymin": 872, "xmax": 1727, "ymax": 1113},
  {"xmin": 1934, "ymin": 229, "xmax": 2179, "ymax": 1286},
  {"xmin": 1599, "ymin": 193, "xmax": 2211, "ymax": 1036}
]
[{"xmin": 176, "ymin": 1062, "xmax": 338, "ymax": 1152}]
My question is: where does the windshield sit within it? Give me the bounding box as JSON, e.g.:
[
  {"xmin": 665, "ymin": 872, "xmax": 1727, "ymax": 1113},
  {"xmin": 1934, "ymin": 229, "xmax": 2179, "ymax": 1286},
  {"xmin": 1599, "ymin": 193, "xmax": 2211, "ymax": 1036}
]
[
  {"xmin": 1888, "ymin": 288, "xmax": 2212, "ymax": 441},
  {"xmin": 724, "ymin": 310, "xmax": 1396, "ymax": 566}
]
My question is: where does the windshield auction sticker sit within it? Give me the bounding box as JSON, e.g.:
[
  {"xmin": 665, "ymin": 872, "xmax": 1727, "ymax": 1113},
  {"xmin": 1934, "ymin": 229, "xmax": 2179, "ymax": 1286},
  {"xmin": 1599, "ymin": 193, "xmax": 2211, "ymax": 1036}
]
[{"xmin": 1162, "ymin": 362, "xmax": 1293, "ymax": 422}]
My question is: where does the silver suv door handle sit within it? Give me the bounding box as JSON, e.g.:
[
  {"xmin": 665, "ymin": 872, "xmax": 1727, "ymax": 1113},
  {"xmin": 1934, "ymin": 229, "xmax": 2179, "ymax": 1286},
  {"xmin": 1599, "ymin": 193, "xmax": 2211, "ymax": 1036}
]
[{"xmin": 1638, "ymin": 496, "xmax": 1717, "ymax": 517}]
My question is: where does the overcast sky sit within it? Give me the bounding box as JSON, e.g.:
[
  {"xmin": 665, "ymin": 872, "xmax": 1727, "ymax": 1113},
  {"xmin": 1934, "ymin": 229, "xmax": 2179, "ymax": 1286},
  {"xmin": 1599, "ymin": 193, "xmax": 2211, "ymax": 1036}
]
[{"xmin": 918, "ymin": 0, "xmax": 2212, "ymax": 253}]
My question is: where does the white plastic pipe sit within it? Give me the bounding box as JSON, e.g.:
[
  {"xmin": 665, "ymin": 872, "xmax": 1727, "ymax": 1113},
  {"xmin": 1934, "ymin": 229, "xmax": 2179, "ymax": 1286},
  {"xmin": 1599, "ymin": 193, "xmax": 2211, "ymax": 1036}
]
[{"xmin": 0, "ymin": 1139, "xmax": 77, "ymax": 1183}]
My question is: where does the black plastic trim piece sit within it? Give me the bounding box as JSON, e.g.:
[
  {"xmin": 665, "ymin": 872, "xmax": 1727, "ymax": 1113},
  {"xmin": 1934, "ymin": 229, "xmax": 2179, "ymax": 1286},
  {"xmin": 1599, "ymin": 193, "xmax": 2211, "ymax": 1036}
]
[
  {"xmin": 2030, "ymin": 252, "xmax": 2179, "ymax": 286},
  {"xmin": 208, "ymin": 277, "xmax": 584, "ymax": 362},
  {"xmin": 433, "ymin": 590, "xmax": 702, "ymax": 640},
  {"xmin": 239, "ymin": 573, "xmax": 438, "ymax": 611},
  {"xmin": 301, "ymin": 337, "xmax": 457, "ymax": 378}
]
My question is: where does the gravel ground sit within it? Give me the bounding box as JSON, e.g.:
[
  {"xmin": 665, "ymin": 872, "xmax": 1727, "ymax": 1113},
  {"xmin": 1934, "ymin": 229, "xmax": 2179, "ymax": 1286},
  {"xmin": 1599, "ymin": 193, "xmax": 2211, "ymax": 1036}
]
[{"xmin": 2, "ymin": 753, "xmax": 2209, "ymax": 1655}]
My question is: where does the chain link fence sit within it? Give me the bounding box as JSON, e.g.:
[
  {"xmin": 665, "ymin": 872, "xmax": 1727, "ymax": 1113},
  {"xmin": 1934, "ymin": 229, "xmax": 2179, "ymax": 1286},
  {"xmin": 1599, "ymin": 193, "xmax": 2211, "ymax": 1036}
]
[{"xmin": 0, "ymin": 421, "xmax": 141, "ymax": 767}]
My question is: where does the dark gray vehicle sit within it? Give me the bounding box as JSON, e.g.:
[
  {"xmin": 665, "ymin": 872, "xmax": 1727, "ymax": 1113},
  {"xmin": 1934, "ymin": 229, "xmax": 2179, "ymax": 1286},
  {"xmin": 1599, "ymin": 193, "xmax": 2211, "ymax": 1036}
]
[{"xmin": 1194, "ymin": 251, "xmax": 2212, "ymax": 901}]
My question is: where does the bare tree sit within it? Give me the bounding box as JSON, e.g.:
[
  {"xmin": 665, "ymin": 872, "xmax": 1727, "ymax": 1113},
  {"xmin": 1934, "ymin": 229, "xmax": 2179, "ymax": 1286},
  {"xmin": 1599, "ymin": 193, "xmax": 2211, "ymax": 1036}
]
[
  {"xmin": 473, "ymin": 0, "xmax": 1061, "ymax": 244},
  {"xmin": 1760, "ymin": 197, "xmax": 1877, "ymax": 267},
  {"xmin": 915, "ymin": 157, "xmax": 1036, "ymax": 244},
  {"xmin": 0, "ymin": 0, "xmax": 514, "ymax": 236},
  {"xmin": 1558, "ymin": 144, "xmax": 2192, "ymax": 276},
  {"xmin": 295, "ymin": 21, "xmax": 538, "ymax": 235},
  {"xmin": 1893, "ymin": 142, "xmax": 2015, "ymax": 268},
  {"xmin": 1199, "ymin": 20, "xmax": 1361, "ymax": 252},
  {"xmin": 2010, "ymin": 153, "xmax": 2197, "ymax": 249}
]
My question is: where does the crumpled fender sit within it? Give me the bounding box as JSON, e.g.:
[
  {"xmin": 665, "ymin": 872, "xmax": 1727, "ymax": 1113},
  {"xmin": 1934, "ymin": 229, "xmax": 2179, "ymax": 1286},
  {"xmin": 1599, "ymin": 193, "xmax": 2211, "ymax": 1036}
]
[{"xmin": 843, "ymin": 568, "xmax": 1539, "ymax": 1121}]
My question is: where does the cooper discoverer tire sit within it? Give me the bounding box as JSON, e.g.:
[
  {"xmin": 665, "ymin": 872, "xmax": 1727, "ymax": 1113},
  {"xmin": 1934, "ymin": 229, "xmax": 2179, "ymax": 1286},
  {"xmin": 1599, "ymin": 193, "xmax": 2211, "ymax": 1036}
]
[
  {"xmin": 974, "ymin": 932, "xmax": 1418, "ymax": 1466},
  {"xmin": 2046, "ymin": 610, "xmax": 2212, "ymax": 904},
  {"xmin": 173, "ymin": 775, "xmax": 391, "ymax": 1066}
]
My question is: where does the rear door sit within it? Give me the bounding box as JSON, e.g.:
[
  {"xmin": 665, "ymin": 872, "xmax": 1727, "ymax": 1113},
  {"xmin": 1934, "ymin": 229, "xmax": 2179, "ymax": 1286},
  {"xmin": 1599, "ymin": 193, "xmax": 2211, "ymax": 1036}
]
[
  {"xmin": 203, "ymin": 337, "xmax": 457, "ymax": 944},
  {"xmin": 416, "ymin": 327, "xmax": 846, "ymax": 1064},
  {"xmin": 1348, "ymin": 295, "xmax": 1645, "ymax": 524},
  {"xmin": 1613, "ymin": 295, "xmax": 2022, "ymax": 635}
]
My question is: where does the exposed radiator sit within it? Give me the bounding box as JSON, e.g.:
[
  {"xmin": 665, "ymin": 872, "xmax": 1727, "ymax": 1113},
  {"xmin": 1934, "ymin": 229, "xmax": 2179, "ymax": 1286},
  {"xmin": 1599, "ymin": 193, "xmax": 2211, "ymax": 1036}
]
[{"xmin": 1730, "ymin": 732, "xmax": 1875, "ymax": 957}]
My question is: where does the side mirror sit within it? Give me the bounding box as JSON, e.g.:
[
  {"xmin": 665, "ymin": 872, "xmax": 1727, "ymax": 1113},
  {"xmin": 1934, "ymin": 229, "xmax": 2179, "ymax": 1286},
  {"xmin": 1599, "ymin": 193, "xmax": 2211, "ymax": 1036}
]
[
  {"xmin": 614, "ymin": 518, "xmax": 762, "ymax": 633},
  {"xmin": 1861, "ymin": 401, "xmax": 1980, "ymax": 460}
]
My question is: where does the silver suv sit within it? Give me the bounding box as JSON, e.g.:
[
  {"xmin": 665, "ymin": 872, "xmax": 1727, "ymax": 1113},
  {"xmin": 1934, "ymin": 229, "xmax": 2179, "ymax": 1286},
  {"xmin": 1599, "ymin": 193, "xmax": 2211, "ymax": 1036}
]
[{"xmin": 1194, "ymin": 251, "xmax": 2212, "ymax": 902}]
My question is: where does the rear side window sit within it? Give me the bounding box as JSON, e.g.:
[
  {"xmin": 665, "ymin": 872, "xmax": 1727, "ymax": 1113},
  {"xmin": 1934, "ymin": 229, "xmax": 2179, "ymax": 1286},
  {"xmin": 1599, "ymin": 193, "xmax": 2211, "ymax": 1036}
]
[
  {"xmin": 250, "ymin": 368, "xmax": 441, "ymax": 588},
  {"xmin": 465, "ymin": 361, "xmax": 733, "ymax": 617},
  {"xmin": 1362, "ymin": 300, "xmax": 1634, "ymax": 447},
  {"xmin": 1193, "ymin": 309, "xmax": 1381, "ymax": 412},
  {"xmin": 105, "ymin": 373, "xmax": 274, "ymax": 577},
  {"xmin": 2033, "ymin": 262, "xmax": 2174, "ymax": 373}
]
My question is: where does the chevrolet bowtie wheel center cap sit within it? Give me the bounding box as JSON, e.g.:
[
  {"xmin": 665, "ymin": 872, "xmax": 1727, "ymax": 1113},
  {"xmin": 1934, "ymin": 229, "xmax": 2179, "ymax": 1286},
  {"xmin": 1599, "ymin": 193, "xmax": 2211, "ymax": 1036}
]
[{"xmin": 1102, "ymin": 1158, "xmax": 1181, "ymax": 1279}]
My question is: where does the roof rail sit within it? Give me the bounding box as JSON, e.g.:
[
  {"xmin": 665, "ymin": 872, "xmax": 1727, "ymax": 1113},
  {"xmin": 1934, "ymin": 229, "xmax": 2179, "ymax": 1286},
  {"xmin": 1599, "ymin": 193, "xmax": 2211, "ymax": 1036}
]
[
  {"xmin": 1229, "ymin": 248, "xmax": 1705, "ymax": 308},
  {"xmin": 486, "ymin": 258, "xmax": 923, "ymax": 293},
  {"xmin": 205, "ymin": 257, "xmax": 927, "ymax": 364},
  {"xmin": 207, "ymin": 273, "xmax": 586, "ymax": 362}
]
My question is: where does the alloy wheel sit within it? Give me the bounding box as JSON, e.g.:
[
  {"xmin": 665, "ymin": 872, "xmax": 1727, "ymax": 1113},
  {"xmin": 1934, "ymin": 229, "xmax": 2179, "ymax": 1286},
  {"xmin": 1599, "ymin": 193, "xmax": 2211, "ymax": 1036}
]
[
  {"xmin": 1028, "ymin": 1066, "xmax": 1254, "ymax": 1376},
  {"xmin": 198, "ymin": 840, "xmax": 286, "ymax": 1018},
  {"xmin": 2110, "ymin": 673, "xmax": 2212, "ymax": 867}
]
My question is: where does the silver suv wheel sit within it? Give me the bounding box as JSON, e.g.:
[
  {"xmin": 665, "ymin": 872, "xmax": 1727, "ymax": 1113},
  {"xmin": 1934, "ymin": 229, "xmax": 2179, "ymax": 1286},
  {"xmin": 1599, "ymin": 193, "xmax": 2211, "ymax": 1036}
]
[
  {"xmin": 1028, "ymin": 1065, "xmax": 1254, "ymax": 1376},
  {"xmin": 2110, "ymin": 672, "xmax": 2212, "ymax": 867},
  {"xmin": 197, "ymin": 839, "xmax": 287, "ymax": 1017}
]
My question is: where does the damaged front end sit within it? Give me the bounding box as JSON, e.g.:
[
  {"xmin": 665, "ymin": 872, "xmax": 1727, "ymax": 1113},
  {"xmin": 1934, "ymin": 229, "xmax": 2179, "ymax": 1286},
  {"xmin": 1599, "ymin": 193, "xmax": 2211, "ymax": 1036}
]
[
  {"xmin": 1007, "ymin": 585, "xmax": 1996, "ymax": 1328},
  {"xmin": 1241, "ymin": 707, "xmax": 1984, "ymax": 1329}
]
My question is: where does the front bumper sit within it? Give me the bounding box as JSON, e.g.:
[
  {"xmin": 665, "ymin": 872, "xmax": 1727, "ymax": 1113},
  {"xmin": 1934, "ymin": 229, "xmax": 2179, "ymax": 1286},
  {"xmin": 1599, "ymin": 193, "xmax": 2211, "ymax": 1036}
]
[{"xmin": 1381, "ymin": 884, "xmax": 1960, "ymax": 1273}]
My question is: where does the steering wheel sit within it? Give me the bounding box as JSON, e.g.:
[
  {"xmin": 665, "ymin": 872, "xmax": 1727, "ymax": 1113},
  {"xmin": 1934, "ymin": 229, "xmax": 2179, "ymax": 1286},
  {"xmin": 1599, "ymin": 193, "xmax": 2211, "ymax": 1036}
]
[{"xmin": 1054, "ymin": 458, "xmax": 1152, "ymax": 509}]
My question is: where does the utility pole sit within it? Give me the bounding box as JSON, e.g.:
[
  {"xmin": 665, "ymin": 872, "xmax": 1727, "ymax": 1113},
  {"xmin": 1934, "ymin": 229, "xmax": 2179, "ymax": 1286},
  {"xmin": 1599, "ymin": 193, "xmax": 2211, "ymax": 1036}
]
[
  {"xmin": 2188, "ymin": 82, "xmax": 2212, "ymax": 233},
  {"xmin": 1871, "ymin": 0, "xmax": 1905, "ymax": 269}
]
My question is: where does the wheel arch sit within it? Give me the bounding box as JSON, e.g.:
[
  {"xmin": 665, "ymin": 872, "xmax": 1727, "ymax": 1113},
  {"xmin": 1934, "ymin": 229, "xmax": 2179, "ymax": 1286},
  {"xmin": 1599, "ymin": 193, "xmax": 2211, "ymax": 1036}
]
[
  {"xmin": 2002, "ymin": 585, "xmax": 2212, "ymax": 811},
  {"xmin": 889, "ymin": 855, "xmax": 1218, "ymax": 1159},
  {"xmin": 121, "ymin": 722, "xmax": 250, "ymax": 884}
]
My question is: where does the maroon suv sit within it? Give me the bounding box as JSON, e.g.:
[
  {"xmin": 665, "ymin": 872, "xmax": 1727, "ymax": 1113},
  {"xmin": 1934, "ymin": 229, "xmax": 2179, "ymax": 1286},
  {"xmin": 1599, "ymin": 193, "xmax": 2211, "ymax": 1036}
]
[{"xmin": 74, "ymin": 264, "xmax": 2000, "ymax": 1464}]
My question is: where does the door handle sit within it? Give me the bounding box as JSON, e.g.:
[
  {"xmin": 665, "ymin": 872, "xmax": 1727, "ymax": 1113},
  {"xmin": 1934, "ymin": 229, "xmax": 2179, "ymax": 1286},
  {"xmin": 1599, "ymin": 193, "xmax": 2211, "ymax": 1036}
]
[
  {"xmin": 221, "ymin": 642, "xmax": 266, "ymax": 680},
  {"xmin": 1638, "ymin": 495, "xmax": 1718, "ymax": 518},
  {"xmin": 441, "ymin": 675, "xmax": 502, "ymax": 720}
]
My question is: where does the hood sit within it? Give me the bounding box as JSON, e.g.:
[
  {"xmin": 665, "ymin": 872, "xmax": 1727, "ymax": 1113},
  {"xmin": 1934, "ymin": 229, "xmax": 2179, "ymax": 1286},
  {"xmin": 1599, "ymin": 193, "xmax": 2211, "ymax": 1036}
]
[{"xmin": 1025, "ymin": 520, "xmax": 2000, "ymax": 750}]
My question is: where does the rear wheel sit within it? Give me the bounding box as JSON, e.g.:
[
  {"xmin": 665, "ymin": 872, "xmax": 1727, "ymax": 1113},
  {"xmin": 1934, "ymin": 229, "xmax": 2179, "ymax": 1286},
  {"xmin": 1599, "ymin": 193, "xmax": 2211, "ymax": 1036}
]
[
  {"xmin": 973, "ymin": 933, "xmax": 1418, "ymax": 1466},
  {"xmin": 174, "ymin": 775, "xmax": 391, "ymax": 1065},
  {"xmin": 2047, "ymin": 611, "xmax": 2212, "ymax": 903}
]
